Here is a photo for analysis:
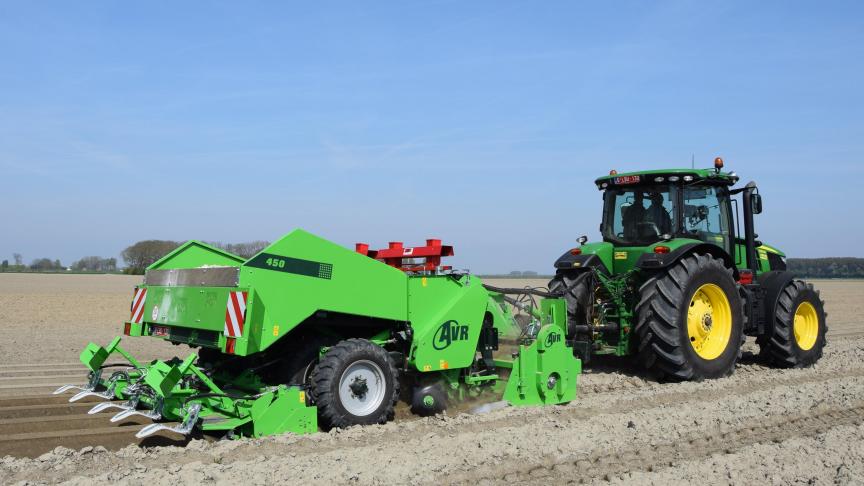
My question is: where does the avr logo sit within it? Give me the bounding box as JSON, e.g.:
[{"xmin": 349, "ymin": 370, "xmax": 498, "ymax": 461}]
[
  {"xmin": 433, "ymin": 320, "xmax": 469, "ymax": 350},
  {"xmin": 545, "ymin": 331, "xmax": 562, "ymax": 347}
]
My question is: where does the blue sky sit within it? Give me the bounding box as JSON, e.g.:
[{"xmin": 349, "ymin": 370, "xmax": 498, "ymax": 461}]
[{"xmin": 1, "ymin": 1, "xmax": 862, "ymax": 273}]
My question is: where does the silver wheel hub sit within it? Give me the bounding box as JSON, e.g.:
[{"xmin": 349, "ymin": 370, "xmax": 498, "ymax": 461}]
[{"xmin": 338, "ymin": 360, "xmax": 386, "ymax": 416}]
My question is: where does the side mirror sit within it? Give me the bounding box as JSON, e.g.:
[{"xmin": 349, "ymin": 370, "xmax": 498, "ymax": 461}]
[{"xmin": 751, "ymin": 193, "xmax": 763, "ymax": 214}]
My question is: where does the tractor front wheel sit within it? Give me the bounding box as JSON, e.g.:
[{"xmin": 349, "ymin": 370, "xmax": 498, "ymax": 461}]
[
  {"xmin": 635, "ymin": 253, "xmax": 744, "ymax": 381},
  {"xmin": 759, "ymin": 280, "xmax": 827, "ymax": 368},
  {"xmin": 310, "ymin": 339, "xmax": 399, "ymax": 429}
]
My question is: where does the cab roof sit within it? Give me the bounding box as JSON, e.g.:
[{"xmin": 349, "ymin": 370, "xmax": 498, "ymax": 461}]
[{"xmin": 594, "ymin": 168, "xmax": 739, "ymax": 190}]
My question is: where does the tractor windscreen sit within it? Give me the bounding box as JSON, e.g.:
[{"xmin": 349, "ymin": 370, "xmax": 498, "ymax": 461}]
[{"xmin": 602, "ymin": 185, "xmax": 678, "ymax": 246}]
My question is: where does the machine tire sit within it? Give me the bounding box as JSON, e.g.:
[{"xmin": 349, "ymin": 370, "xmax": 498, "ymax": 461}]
[
  {"xmin": 549, "ymin": 271, "xmax": 592, "ymax": 338},
  {"xmin": 310, "ymin": 338, "xmax": 399, "ymax": 429},
  {"xmin": 759, "ymin": 280, "xmax": 827, "ymax": 368},
  {"xmin": 278, "ymin": 334, "xmax": 337, "ymax": 387},
  {"xmin": 410, "ymin": 382, "xmax": 449, "ymax": 417},
  {"xmin": 635, "ymin": 253, "xmax": 744, "ymax": 381}
]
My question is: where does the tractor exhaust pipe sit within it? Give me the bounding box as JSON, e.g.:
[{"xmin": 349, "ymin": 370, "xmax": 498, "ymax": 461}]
[{"xmin": 742, "ymin": 181, "xmax": 759, "ymax": 273}]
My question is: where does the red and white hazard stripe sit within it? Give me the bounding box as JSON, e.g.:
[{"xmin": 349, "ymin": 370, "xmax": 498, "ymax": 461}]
[
  {"xmin": 224, "ymin": 291, "xmax": 248, "ymax": 338},
  {"xmin": 130, "ymin": 287, "xmax": 147, "ymax": 323}
]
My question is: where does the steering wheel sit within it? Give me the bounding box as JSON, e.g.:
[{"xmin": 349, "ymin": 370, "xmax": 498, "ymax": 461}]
[{"xmin": 636, "ymin": 222, "xmax": 660, "ymax": 238}]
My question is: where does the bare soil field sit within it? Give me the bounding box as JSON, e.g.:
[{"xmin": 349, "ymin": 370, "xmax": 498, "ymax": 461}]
[
  {"xmin": 1, "ymin": 274, "xmax": 863, "ymax": 485},
  {"xmin": 0, "ymin": 274, "xmax": 186, "ymax": 369}
]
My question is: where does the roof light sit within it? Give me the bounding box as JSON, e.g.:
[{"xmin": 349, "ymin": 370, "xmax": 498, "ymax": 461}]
[
  {"xmin": 668, "ymin": 176, "xmax": 680, "ymax": 182},
  {"xmin": 714, "ymin": 157, "xmax": 724, "ymax": 170},
  {"xmin": 601, "ymin": 182, "xmax": 608, "ymax": 188},
  {"xmin": 654, "ymin": 176, "xmax": 665, "ymax": 182},
  {"xmin": 683, "ymin": 175, "xmax": 694, "ymax": 182},
  {"xmin": 654, "ymin": 245, "xmax": 671, "ymax": 254},
  {"xmin": 609, "ymin": 169, "xmax": 618, "ymax": 175}
]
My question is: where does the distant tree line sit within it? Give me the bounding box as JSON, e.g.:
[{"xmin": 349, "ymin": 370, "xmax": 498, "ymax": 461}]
[
  {"xmin": 7, "ymin": 250, "xmax": 860, "ymax": 278},
  {"xmin": 508, "ymin": 271, "xmax": 540, "ymax": 277},
  {"xmin": 208, "ymin": 241, "xmax": 270, "ymax": 259},
  {"xmin": 787, "ymin": 258, "xmax": 864, "ymax": 278},
  {"xmin": 71, "ymin": 256, "xmax": 118, "ymax": 272},
  {"xmin": 0, "ymin": 254, "xmax": 64, "ymax": 272},
  {"xmin": 2, "ymin": 239, "xmax": 270, "ymax": 275}
]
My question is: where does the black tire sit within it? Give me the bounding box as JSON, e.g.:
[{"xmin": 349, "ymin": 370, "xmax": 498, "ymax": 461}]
[
  {"xmin": 759, "ymin": 280, "xmax": 827, "ymax": 368},
  {"xmin": 549, "ymin": 271, "xmax": 591, "ymax": 338},
  {"xmin": 310, "ymin": 338, "xmax": 399, "ymax": 429},
  {"xmin": 410, "ymin": 382, "xmax": 448, "ymax": 417},
  {"xmin": 277, "ymin": 334, "xmax": 337, "ymax": 386},
  {"xmin": 635, "ymin": 253, "xmax": 745, "ymax": 381}
]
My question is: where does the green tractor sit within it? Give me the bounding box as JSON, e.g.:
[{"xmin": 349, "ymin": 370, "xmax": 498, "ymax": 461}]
[{"xmin": 550, "ymin": 158, "xmax": 827, "ymax": 380}]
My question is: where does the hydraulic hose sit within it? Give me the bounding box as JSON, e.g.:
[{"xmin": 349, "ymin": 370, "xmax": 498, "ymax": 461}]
[{"xmin": 482, "ymin": 284, "xmax": 559, "ymax": 298}]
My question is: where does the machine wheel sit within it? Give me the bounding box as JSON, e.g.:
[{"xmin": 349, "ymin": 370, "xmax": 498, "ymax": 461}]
[
  {"xmin": 635, "ymin": 253, "xmax": 744, "ymax": 381},
  {"xmin": 549, "ymin": 271, "xmax": 591, "ymax": 338},
  {"xmin": 759, "ymin": 280, "xmax": 827, "ymax": 368},
  {"xmin": 310, "ymin": 338, "xmax": 399, "ymax": 429},
  {"xmin": 410, "ymin": 382, "xmax": 448, "ymax": 417}
]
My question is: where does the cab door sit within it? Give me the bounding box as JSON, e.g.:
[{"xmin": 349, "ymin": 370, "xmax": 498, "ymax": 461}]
[{"xmin": 682, "ymin": 185, "xmax": 733, "ymax": 256}]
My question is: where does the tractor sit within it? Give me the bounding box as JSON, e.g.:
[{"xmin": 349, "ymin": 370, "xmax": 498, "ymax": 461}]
[{"xmin": 549, "ymin": 158, "xmax": 827, "ymax": 380}]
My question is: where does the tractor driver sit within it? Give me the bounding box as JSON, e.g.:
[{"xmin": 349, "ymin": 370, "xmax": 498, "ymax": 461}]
[
  {"xmin": 621, "ymin": 192, "xmax": 645, "ymax": 240},
  {"xmin": 645, "ymin": 192, "xmax": 672, "ymax": 235}
]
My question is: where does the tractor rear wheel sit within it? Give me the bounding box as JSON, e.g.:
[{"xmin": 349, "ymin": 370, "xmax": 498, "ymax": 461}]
[
  {"xmin": 759, "ymin": 280, "xmax": 827, "ymax": 368},
  {"xmin": 635, "ymin": 253, "xmax": 744, "ymax": 381},
  {"xmin": 310, "ymin": 338, "xmax": 399, "ymax": 429},
  {"xmin": 549, "ymin": 271, "xmax": 591, "ymax": 338}
]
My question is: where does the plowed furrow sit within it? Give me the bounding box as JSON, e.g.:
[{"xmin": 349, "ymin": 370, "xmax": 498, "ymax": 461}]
[{"xmin": 449, "ymin": 403, "xmax": 864, "ymax": 484}]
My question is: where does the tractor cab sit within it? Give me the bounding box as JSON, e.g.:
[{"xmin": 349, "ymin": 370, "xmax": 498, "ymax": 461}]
[{"xmin": 593, "ymin": 158, "xmax": 774, "ymax": 275}]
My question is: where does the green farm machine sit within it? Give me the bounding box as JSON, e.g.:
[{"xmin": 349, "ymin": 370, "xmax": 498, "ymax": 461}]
[
  {"xmin": 550, "ymin": 158, "xmax": 827, "ymax": 380},
  {"xmin": 55, "ymin": 231, "xmax": 580, "ymax": 439},
  {"xmin": 55, "ymin": 158, "xmax": 827, "ymax": 439}
]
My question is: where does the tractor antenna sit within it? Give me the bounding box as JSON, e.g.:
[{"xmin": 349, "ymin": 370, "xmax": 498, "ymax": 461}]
[{"xmin": 691, "ymin": 154, "xmax": 695, "ymax": 169}]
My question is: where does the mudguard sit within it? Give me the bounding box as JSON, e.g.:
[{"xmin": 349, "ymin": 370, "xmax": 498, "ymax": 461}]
[{"xmin": 636, "ymin": 242, "xmax": 737, "ymax": 278}]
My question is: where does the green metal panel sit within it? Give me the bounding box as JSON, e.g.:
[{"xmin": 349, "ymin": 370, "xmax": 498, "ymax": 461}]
[
  {"xmin": 149, "ymin": 241, "xmax": 245, "ymax": 270},
  {"xmin": 144, "ymin": 286, "xmax": 236, "ymax": 331},
  {"xmin": 734, "ymin": 241, "xmax": 747, "ymax": 269},
  {"xmin": 759, "ymin": 243, "xmax": 785, "ymax": 258},
  {"xmin": 240, "ymin": 229, "xmax": 408, "ymax": 353},
  {"xmin": 578, "ymin": 242, "xmax": 614, "ymax": 273},
  {"xmin": 758, "ymin": 243, "xmax": 785, "ymax": 273},
  {"xmin": 604, "ymin": 238, "xmax": 703, "ymax": 274},
  {"xmin": 408, "ymin": 274, "xmax": 490, "ymax": 372},
  {"xmin": 503, "ymin": 323, "xmax": 580, "ymax": 406},
  {"xmin": 609, "ymin": 246, "xmax": 643, "ymax": 273},
  {"xmin": 734, "ymin": 241, "xmax": 785, "ymax": 274},
  {"xmin": 246, "ymin": 387, "xmax": 317, "ymax": 436}
]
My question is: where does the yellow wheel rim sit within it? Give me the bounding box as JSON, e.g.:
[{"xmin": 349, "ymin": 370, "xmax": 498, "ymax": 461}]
[
  {"xmin": 687, "ymin": 284, "xmax": 732, "ymax": 360},
  {"xmin": 793, "ymin": 301, "xmax": 819, "ymax": 351}
]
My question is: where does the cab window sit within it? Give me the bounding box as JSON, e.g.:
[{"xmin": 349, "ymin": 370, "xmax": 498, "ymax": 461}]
[
  {"xmin": 602, "ymin": 186, "xmax": 677, "ymax": 245},
  {"xmin": 682, "ymin": 186, "xmax": 731, "ymax": 253}
]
